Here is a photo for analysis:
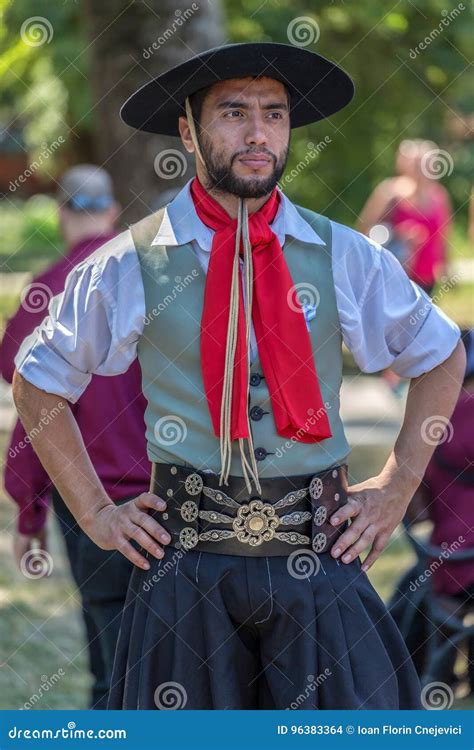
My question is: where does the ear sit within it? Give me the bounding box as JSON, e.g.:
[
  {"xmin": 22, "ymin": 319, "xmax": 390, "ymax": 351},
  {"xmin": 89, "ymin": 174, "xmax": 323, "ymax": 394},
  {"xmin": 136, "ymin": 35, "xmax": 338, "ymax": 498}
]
[{"xmin": 178, "ymin": 115, "xmax": 195, "ymax": 154}]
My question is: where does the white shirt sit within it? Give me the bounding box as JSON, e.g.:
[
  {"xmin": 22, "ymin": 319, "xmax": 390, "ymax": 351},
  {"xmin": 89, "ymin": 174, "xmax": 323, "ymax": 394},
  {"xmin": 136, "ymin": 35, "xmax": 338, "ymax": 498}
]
[{"xmin": 14, "ymin": 178, "xmax": 460, "ymax": 403}]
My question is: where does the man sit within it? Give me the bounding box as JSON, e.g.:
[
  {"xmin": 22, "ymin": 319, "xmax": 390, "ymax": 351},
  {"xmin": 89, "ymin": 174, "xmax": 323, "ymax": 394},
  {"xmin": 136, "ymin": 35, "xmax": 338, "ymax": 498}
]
[
  {"xmin": 12, "ymin": 43, "xmax": 465, "ymax": 710},
  {"xmin": 1, "ymin": 165, "xmax": 150, "ymax": 708}
]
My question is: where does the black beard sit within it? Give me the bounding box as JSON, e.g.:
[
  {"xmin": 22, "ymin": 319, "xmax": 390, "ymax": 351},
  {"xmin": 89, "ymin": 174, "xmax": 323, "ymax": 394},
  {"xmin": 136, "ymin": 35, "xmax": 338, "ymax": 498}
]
[{"xmin": 197, "ymin": 131, "xmax": 290, "ymax": 199}]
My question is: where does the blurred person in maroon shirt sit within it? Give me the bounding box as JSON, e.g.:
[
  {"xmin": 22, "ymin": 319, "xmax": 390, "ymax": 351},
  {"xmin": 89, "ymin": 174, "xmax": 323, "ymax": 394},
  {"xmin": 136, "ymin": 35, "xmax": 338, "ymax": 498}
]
[
  {"xmin": 406, "ymin": 329, "xmax": 474, "ymax": 691},
  {"xmin": 0, "ymin": 165, "xmax": 150, "ymax": 708},
  {"xmin": 424, "ymin": 328, "xmax": 474, "ymax": 598}
]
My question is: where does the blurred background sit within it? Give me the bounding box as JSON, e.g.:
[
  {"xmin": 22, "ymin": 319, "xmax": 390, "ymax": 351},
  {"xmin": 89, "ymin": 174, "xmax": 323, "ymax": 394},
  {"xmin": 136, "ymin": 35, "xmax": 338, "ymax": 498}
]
[{"xmin": 0, "ymin": 0, "xmax": 472, "ymax": 710}]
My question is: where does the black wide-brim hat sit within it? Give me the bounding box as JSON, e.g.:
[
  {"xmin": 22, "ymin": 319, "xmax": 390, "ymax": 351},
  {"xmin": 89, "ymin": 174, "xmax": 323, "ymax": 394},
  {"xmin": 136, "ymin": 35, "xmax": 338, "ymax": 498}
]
[{"xmin": 121, "ymin": 42, "xmax": 354, "ymax": 136}]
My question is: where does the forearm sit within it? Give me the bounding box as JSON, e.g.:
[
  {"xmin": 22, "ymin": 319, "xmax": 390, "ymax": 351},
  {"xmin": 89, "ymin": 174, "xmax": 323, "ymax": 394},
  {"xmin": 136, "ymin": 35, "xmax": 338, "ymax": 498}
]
[
  {"xmin": 11, "ymin": 369, "xmax": 113, "ymax": 531},
  {"xmin": 380, "ymin": 339, "xmax": 466, "ymax": 494}
]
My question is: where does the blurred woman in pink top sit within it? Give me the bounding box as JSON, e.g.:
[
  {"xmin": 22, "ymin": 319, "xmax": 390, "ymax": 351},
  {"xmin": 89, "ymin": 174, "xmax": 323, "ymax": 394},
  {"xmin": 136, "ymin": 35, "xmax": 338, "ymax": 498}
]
[{"xmin": 358, "ymin": 139, "xmax": 453, "ymax": 295}]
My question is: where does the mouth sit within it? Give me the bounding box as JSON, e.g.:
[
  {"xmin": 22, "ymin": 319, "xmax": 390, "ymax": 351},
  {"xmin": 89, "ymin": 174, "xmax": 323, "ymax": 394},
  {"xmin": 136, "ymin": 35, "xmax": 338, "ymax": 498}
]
[{"xmin": 238, "ymin": 154, "xmax": 273, "ymax": 169}]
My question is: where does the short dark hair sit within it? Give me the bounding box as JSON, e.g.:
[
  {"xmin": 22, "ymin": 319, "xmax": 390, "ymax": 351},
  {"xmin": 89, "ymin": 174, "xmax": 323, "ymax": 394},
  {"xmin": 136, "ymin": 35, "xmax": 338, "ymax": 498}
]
[{"xmin": 188, "ymin": 78, "xmax": 291, "ymax": 130}]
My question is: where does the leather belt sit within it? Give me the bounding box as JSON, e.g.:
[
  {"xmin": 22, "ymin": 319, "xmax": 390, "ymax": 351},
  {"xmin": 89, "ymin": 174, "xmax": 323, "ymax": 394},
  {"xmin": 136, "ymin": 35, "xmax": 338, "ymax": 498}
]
[{"xmin": 148, "ymin": 462, "xmax": 349, "ymax": 557}]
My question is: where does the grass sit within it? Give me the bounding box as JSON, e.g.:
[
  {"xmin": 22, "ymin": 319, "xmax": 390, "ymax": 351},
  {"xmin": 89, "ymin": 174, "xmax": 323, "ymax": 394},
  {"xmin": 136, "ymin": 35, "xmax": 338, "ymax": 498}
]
[{"xmin": 0, "ymin": 494, "xmax": 90, "ymax": 709}]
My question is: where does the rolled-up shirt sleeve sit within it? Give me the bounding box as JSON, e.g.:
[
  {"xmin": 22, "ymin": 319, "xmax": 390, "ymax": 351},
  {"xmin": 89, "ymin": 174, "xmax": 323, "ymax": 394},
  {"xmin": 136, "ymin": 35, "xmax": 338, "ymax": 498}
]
[
  {"xmin": 14, "ymin": 230, "xmax": 145, "ymax": 402},
  {"xmin": 331, "ymin": 221, "xmax": 461, "ymax": 377}
]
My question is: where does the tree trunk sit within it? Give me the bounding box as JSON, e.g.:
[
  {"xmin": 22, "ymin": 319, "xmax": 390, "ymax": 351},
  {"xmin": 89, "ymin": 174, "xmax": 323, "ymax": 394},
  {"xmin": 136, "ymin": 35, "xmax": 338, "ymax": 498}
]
[{"xmin": 82, "ymin": 0, "xmax": 225, "ymax": 225}]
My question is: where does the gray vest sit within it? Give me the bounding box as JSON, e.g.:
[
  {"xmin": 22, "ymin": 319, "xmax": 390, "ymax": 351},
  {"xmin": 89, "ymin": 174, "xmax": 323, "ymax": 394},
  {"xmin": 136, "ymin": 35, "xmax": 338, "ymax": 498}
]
[{"xmin": 130, "ymin": 204, "xmax": 350, "ymax": 478}]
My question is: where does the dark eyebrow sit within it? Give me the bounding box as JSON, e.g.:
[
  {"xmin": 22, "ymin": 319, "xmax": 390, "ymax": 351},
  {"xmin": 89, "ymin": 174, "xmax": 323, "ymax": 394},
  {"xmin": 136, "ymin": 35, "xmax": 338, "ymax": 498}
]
[{"xmin": 215, "ymin": 100, "xmax": 289, "ymax": 111}]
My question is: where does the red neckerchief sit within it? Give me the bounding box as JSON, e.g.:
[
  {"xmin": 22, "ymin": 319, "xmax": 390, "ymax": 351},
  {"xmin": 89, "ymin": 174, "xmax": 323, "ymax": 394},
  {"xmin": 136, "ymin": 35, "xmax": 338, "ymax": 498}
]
[{"xmin": 190, "ymin": 175, "xmax": 332, "ymax": 444}]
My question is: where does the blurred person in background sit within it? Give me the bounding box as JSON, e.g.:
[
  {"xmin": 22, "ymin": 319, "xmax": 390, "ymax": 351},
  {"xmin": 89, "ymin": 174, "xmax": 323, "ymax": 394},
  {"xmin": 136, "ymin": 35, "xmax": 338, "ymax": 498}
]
[
  {"xmin": 424, "ymin": 329, "xmax": 474, "ymax": 602},
  {"xmin": 0, "ymin": 165, "xmax": 150, "ymax": 708},
  {"xmin": 422, "ymin": 328, "xmax": 474, "ymax": 693},
  {"xmin": 400, "ymin": 329, "xmax": 474, "ymax": 693},
  {"xmin": 357, "ymin": 139, "xmax": 453, "ymax": 396},
  {"xmin": 358, "ymin": 138, "xmax": 453, "ymax": 295}
]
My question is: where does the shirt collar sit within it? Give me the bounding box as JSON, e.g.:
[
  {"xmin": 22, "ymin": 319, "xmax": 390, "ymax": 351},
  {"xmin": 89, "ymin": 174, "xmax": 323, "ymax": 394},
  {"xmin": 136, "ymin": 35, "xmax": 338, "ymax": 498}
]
[{"xmin": 151, "ymin": 177, "xmax": 325, "ymax": 249}]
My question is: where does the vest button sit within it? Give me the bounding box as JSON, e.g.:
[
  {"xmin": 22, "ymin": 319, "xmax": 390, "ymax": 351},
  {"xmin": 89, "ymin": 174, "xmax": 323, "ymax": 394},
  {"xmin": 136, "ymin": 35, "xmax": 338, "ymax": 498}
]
[
  {"xmin": 254, "ymin": 447, "xmax": 268, "ymax": 461},
  {"xmin": 250, "ymin": 373, "xmax": 263, "ymax": 386},
  {"xmin": 250, "ymin": 405, "xmax": 265, "ymax": 421}
]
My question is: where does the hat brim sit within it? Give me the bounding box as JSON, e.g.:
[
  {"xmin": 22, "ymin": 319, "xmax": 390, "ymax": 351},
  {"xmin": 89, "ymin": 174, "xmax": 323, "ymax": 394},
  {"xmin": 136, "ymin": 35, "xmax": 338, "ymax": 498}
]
[{"xmin": 120, "ymin": 42, "xmax": 354, "ymax": 136}]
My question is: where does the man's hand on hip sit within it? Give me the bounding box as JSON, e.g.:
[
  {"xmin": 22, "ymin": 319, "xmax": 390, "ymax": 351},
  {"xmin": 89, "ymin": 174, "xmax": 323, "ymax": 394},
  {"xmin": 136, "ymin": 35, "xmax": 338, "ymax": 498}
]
[
  {"xmin": 83, "ymin": 492, "xmax": 171, "ymax": 570},
  {"xmin": 328, "ymin": 475, "xmax": 410, "ymax": 572}
]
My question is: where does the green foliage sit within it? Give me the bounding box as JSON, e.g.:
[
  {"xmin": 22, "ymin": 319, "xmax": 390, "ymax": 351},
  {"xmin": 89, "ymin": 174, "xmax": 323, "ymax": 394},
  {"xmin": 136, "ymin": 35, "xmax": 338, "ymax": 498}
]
[
  {"xmin": 226, "ymin": 0, "xmax": 472, "ymax": 224},
  {"xmin": 0, "ymin": 0, "xmax": 91, "ymax": 170},
  {"xmin": 0, "ymin": 195, "xmax": 62, "ymax": 273}
]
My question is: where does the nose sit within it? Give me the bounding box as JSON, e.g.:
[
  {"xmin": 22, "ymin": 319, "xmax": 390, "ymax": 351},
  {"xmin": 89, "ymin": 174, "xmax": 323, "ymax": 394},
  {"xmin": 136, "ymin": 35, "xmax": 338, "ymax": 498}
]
[{"xmin": 244, "ymin": 113, "xmax": 267, "ymax": 147}]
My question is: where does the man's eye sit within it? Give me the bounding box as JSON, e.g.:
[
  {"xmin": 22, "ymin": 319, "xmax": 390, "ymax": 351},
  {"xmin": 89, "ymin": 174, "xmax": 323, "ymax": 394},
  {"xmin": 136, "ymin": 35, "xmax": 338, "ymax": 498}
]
[
  {"xmin": 268, "ymin": 112, "xmax": 283, "ymax": 119},
  {"xmin": 224, "ymin": 110, "xmax": 243, "ymax": 118}
]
